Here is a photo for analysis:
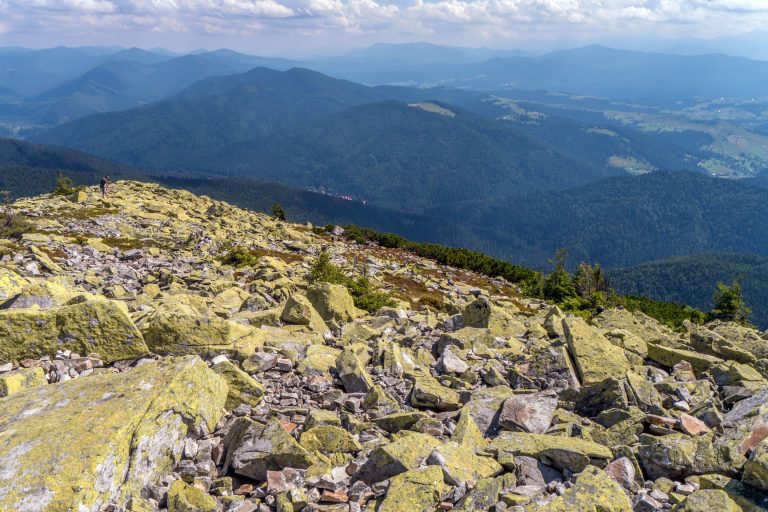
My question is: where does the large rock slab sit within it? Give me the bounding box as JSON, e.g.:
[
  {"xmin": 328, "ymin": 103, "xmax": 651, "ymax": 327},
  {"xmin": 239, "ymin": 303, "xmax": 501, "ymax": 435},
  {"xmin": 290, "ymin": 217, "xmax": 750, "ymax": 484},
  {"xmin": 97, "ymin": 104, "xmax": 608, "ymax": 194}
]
[
  {"xmin": 0, "ymin": 356, "xmax": 227, "ymax": 511},
  {"xmin": 563, "ymin": 317, "xmax": 630, "ymax": 386},
  {"xmin": 637, "ymin": 433, "xmax": 745, "ymax": 480},
  {"xmin": 142, "ymin": 311, "xmax": 264, "ymax": 359},
  {"xmin": 0, "ymin": 300, "xmax": 149, "ymax": 364},
  {"xmin": 488, "ymin": 432, "xmax": 613, "ymax": 473}
]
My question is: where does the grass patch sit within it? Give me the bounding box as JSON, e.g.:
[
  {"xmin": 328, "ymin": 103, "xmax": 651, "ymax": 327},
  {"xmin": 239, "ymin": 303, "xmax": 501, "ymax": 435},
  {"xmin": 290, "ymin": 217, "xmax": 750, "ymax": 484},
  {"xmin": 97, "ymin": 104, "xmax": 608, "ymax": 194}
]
[
  {"xmin": 382, "ymin": 274, "xmax": 454, "ymax": 313},
  {"xmin": 101, "ymin": 237, "xmax": 146, "ymax": 251}
]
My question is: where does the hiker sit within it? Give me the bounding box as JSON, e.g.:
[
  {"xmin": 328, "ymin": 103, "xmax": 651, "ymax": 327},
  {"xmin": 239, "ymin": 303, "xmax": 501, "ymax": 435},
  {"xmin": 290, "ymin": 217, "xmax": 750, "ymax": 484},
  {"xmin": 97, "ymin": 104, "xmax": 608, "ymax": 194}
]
[{"xmin": 100, "ymin": 176, "xmax": 110, "ymax": 198}]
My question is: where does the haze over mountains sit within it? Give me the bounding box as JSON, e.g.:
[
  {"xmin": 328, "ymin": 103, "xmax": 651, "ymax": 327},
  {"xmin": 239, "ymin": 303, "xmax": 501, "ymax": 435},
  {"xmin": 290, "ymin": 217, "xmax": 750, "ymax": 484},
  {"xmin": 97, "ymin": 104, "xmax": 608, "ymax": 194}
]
[{"xmin": 5, "ymin": 42, "xmax": 768, "ymax": 325}]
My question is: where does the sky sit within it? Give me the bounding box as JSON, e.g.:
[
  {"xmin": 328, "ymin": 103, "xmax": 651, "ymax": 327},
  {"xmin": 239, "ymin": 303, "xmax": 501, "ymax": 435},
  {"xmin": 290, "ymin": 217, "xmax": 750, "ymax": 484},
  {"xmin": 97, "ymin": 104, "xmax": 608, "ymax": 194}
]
[{"xmin": 1, "ymin": 1, "xmax": 768, "ymax": 57}]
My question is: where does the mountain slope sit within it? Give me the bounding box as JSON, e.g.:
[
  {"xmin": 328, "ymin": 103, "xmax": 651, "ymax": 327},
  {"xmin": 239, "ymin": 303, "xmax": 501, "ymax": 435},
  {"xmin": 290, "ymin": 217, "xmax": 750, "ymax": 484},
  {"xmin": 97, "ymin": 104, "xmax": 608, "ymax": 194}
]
[
  {"xmin": 0, "ymin": 137, "xmax": 136, "ymax": 198},
  {"xmin": 34, "ymin": 68, "xmax": 395, "ymax": 168},
  {"xmin": 220, "ymin": 100, "xmax": 623, "ymax": 211}
]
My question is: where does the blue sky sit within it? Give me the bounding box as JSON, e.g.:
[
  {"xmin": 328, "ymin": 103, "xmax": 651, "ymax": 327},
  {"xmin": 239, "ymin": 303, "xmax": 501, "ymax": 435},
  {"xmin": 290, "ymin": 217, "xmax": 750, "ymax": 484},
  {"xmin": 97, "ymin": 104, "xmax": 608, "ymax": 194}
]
[{"xmin": 1, "ymin": 1, "xmax": 767, "ymax": 56}]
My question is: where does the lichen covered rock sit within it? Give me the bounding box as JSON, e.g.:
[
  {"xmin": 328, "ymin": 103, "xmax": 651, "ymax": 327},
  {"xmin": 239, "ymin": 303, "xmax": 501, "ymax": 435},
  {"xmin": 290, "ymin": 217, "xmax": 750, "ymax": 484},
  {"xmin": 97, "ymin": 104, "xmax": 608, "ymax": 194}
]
[
  {"xmin": 0, "ymin": 300, "xmax": 149, "ymax": 364},
  {"xmin": 0, "ymin": 356, "xmax": 227, "ymax": 511},
  {"xmin": 378, "ymin": 466, "xmax": 445, "ymax": 512}
]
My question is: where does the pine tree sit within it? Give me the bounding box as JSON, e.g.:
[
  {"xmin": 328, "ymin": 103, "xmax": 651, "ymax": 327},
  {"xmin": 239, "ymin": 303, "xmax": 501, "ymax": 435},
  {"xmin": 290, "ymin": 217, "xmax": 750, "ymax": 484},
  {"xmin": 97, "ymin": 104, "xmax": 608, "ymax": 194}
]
[
  {"xmin": 711, "ymin": 278, "xmax": 751, "ymax": 323},
  {"xmin": 271, "ymin": 202, "xmax": 286, "ymax": 221}
]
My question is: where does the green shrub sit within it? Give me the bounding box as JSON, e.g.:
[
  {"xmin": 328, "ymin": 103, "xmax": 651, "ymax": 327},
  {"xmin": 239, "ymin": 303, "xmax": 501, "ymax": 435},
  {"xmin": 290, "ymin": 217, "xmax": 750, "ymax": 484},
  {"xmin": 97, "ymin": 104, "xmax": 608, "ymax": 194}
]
[
  {"xmin": 711, "ymin": 279, "xmax": 751, "ymax": 324},
  {"xmin": 0, "ymin": 211, "xmax": 32, "ymax": 240},
  {"xmin": 52, "ymin": 173, "xmax": 82, "ymax": 196},
  {"xmin": 308, "ymin": 249, "xmax": 394, "ymax": 313},
  {"xmin": 271, "ymin": 202, "xmax": 286, "ymax": 221},
  {"xmin": 308, "ymin": 249, "xmax": 347, "ymax": 284},
  {"xmin": 221, "ymin": 247, "xmax": 260, "ymax": 267}
]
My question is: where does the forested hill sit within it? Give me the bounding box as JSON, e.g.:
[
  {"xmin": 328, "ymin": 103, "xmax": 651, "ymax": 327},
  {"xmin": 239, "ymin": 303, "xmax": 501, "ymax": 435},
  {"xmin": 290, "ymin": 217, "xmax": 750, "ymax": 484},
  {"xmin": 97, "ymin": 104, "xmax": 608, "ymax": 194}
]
[
  {"xmin": 427, "ymin": 171, "xmax": 768, "ymax": 268},
  {"xmin": 609, "ymin": 253, "xmax": 768, "ymax": 329},
  {"xmin": 0, "ymin": 138, "xmax": 135, "ymax": 198}
]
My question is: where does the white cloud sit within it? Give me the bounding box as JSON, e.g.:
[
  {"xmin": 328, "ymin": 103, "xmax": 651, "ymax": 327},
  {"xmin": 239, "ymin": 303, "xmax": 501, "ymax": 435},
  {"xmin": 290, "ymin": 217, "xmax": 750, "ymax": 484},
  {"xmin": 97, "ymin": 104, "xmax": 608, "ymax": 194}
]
[{"xmin": 1, "ymin": 0, "xmax": 767, "ymax": 51}]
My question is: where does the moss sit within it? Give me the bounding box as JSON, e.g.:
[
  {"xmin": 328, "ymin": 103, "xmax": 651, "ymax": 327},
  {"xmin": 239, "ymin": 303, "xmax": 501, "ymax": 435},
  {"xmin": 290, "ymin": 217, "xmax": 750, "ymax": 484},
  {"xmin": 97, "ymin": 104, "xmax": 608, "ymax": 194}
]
[{"xmin": 0, "ymin": 367, "xmax": 47, "ymax": 397}]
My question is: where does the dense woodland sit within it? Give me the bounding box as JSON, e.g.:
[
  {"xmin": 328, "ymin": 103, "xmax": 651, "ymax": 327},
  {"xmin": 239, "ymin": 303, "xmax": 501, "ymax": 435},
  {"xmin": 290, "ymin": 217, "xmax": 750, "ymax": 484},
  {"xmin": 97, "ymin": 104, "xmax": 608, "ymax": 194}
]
[{"xmin": 610, "ymin": 253, "xmax": 768, "ymax": 329}]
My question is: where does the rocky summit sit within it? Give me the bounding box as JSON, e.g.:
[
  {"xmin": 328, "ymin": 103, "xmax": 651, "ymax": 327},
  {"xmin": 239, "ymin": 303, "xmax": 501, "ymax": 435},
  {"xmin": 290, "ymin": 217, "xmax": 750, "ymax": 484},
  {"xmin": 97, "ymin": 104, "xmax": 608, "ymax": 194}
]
[{"xmin": 1, "ymin": 181, "xmax": 768, "ymax": 512}]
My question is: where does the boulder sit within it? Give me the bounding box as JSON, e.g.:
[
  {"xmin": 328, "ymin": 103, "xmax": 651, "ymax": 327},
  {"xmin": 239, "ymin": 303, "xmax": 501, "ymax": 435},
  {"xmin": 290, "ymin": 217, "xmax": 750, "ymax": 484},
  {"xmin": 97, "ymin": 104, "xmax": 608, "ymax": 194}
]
[
  {"xmin": 357, "ymin": 432, "xmax": 441, "ymax": 483},
  {"xmin": 409, "ymin": 374, "xmax": 462, "ymax": 411},
  {"xmin": 454, "ymin": 474, "xmax": 517, "ymax": 511},
  {"xmin": 672, "ymin": 489, "xmax": 742, "ymax": 512},
  {"xmin": 461, "ymin": 297, "xmax": 525, "ymax": 337},
  {"xmin": 0, "ymin": 268, "xmax": 28, "ymax": 300},
  {"xmin": 498, "ymin": 391, "xmax": 558, "ymax": 434},
  {"xmin": 335, "ymin": 349, "xmax": 374, "ymax": 393},
  {"xmin": 0, "ymin": 366, "xmax": 46, "ymax": 397},
  {"xmin": 212, "ymin": 360, "xmax": 266, "ymax": 410},
  {"xmin": 299, "ymin": 426, "xmax": 361, "ymax": 454},
  {"xmin": 465, "ymin": 385, "xmax": 517, "ymax": 436},
  {"xmin": 142, "ymin": 312, "xmax": 264, "ymax": 359},
  {"xmin": 280, "ymin": 294, "xmax": 329, "ymax": 333},
  {"xmin": 211, "ymin": 286, "xmax": 249, "ymax": 316},
  {"xmin": 378, "ymin": 466, "xmax": 445, "ymax": 512},
  {"xmin": 0, "ymin": 300, "xmax": 149, "ymax": 364},
  {"xmin": 168, "ymin": 480, "xmax": 220, "ymax": 512},
  {"xmin": 224, "ymin": 417, "xmax": 316, "ymax": 481},
  {"xmin": 637, "ymin": 433, "xmax": 745, "ymax": 480},
  {"xmin": 563, "ymin": 317, "xmax": 630, "ymax": 386},
  {"xmin": 0, "ymin": 356, "xmax": 227, "ymax": 511},
  {"xmin": 536, "ymin": 465, "xmax": 632, "ymax": 512},
  {"xmin": 306, "ymin": 282, "xmax": 363, "ymax": 328},
  {"xmin": 743, "ymin": 443, "xmax": 768, "ymax": 493},
  {"xmin": 428, "ymin": 441, "xmax": 502, "ymax": 486},
  {"xmin": 646, "ymin": 342, "xmax": 723, "ymax": 375},
  {"xmin": 489, "ymin": 432, "xmax": 613, "ymax": 473}
]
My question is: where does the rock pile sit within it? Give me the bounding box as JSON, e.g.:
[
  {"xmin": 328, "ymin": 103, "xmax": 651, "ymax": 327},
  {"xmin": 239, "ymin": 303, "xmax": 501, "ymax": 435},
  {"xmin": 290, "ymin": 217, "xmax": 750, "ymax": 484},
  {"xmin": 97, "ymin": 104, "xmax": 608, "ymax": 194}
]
[{"xmin": 0, "ymin": 181, "xmax": 767, "ymax": 511}]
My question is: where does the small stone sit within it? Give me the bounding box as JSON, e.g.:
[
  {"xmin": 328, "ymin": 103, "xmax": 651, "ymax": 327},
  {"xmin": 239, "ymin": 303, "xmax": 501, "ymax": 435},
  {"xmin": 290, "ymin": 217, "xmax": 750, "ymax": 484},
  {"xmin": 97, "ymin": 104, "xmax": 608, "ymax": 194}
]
[
  {"xmin": 276, "ymin": 358, "xmax": 293, "ymax": 372},
  {"xmin": 679, "ymin": 414, "xmax": 710, "ymax": 436},
  {"xmin": 604, "ymin": 457, "xmax": 636, "ymax": 489},
  {"xmin": 675, "ymin": 483, "xmax": 696, "ymax": 496},
  {"xmin": 211, "ymin": 354, "xmax": 229, "ymax": 365},
  {"xmin": 320, "ymin": 490, "xmax": 349, "ymax": 503},
  {"xmin": 441, "ymin": 348, "xmax": 469, "ymax": 374}
]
